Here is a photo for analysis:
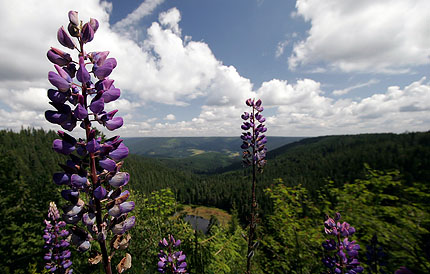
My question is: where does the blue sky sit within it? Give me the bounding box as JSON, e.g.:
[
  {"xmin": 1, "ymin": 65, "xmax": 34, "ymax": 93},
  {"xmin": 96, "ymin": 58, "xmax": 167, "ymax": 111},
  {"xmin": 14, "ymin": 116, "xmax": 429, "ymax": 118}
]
[{"xmin": 0, "ymin": 0, "xmax": 429, "ymax": 136}]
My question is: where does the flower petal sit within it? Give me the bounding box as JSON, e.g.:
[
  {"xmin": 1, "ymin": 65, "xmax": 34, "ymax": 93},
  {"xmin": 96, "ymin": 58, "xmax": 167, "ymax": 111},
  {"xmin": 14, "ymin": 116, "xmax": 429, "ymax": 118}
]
[
  {"xmin": 109, "ymin": 143, "xmax": 129, "ymax": 161},
  {"xmin": 106, "ymin": 117, "xmax": 123, "ymax": 130},
  {"xmin": 52, "ymin": 139, "xmax": 75, "ymax": 155},
  {"xmin": 48, "ymin": 71, "xmax": 70, "ymax": 92},
  {"xmin": 109, "ymin": 172, "xmax": 129, "ymax": 187}
]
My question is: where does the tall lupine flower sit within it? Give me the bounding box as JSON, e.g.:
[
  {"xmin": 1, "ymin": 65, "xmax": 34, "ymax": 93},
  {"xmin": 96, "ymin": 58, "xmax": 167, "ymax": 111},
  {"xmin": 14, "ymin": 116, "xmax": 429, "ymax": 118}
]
[
  {"xmin": 241, "ymin": 98, "xmax": 267, "ymax": 274},
  {"xmin": 45, "ymin": 11, "xmax": 134, "ymax": 274},
  {"xmin": 322, "ymin": 213, "xmax": 364, "ymax": 274},
  {"xmin": 43, "ymin": 202, "xmax": 73, "ymax": 273},
  {"xmin": 157, "ymin": 235, "xmax": 187, "ymax": 274}
]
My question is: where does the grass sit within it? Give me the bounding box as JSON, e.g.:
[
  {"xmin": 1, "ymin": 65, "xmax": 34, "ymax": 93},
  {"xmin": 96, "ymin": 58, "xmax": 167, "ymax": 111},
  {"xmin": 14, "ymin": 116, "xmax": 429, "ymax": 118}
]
[
  {"xmin": 177, "ymin": 205, "xmax": 232, "ymax": 226},
  {"xmin": 188, "ymin": 149, "xmax": 206, "ymax": 156}
]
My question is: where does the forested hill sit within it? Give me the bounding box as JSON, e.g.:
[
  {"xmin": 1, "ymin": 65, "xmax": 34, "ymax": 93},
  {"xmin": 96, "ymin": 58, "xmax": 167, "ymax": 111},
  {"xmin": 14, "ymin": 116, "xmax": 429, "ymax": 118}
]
[
  {"xmin": 122, "ymin": 136, "xmax": 303, "ymax": 174},
  {"xmin": 1, "ymin": 128, "xmax": 429, "ymax": 272},
  {"xmin": 170, "ymin": 131, "xmax": 430, "ymax": 220},
  {"xmin": 265, "ymin": 131, "xmax": 430, "ymax": 186},
  {"xmin": 123, "ymin": 136, "xmax": 303, "ymax": 158},
  {"xmin": 1, "ymin": 129, "xmax": 429, "ymax": 219}
]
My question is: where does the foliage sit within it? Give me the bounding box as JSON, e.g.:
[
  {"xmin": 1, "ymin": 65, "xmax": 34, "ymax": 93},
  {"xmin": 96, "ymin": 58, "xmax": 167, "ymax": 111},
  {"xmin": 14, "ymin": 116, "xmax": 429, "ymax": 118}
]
[
  {"xmin": 127, "ymin": 188, "xmax": 184, "ymax": 273},
  {"xmin": 202, "ymin": 224, "xmax": 247, "ymax": 273},
  {"xmin": 0, "ymin": 129, "xmax": 64, "ymax": 272},
  {"xmin": 324, "ymin": 165, "xmax": 430, "ymax": 273},
  {"xmin": 258, "ymin": 180, "xmax": 323, "ymax": 273}
]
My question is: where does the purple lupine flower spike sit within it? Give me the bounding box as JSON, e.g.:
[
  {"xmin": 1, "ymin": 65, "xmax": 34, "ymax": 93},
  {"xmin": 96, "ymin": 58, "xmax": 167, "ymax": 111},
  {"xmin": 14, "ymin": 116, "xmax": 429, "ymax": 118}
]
[
  {"xmin": 43, "ymin": 202, "xmax": 73, "ymax": 273},
  {"xmin": 322, "ymin": 213, "xmax": 363, "ymax": 273},
  {"xmin": 157, "ymin": 235, "xmax": 188, "ymax": 273},
  {"xmin": 45, "ymin": 11, "xmax": 134, "ymax": 273},
  {"xmin": 241, "ymin": 98, "xmax": 267, "ymax": 171}
]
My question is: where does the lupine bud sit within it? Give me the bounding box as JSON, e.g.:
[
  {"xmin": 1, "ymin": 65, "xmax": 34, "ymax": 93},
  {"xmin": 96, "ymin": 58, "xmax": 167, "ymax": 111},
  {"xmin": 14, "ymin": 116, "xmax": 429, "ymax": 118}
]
[
  {"xmin": 61, "ymin": 189, "xmax": 79, "ymax": 202},
  {"xmin": 71, "ymin": 174, "xmax": 87, "ymax": 188},
  {"xmin": 109, "ymin": 142, "xmax": 129, "ymax": 161},
  {"xmin": 82, "ymin": 212, "xmax": 96, "ymax": 226},
  {"xmin": 86, "ymin": 138, "xmax": 100, "ymax": 153},
  {"xmin": 77, "ymin": 56, "xmax": 90, "ymax": 84},
  {"xmin": 57, "ymin": 26, "xmax": 76, "ymax": 49},
  {"xmin": 89, "ymin": 18, "xmax": 99, "ymax": 32},
  {"xmin": 102, "ymin": 86, "xmax": 121, "ymax": 103},
  {"xmin": 68, "ymin": 22, "xmax": 80, "ymax": 38},
  {"xmin": 68, "ymin": 11, "xmax": 79, "ymax": 26},
  {"xmin": 80, "ymin": 22, "xmax": 94, "ymax": 43},
  {"xmin": 112, "ymin": 216, "xmax": 135, "ymax": 235},
  {"xmin": 45, "ymin": 110, "xmax": 68, "ymax": 124},
  {"xmin": 55, "ymin": 64, "xmax": 72, "ymax": 82},
  {"xmin": 74, "ymin": 103, "xmax": 88, "ymax": 120},
  {"xmin": 94, "ymin": 60, "xmax": 114, "ymax": 79},
  {"xmin": 94, "ymin": 185, "xmax": 107, "ymax": 200},
  {"xmin": 47, "ymin": 47, "xmax": 72, "ymax": 66}
]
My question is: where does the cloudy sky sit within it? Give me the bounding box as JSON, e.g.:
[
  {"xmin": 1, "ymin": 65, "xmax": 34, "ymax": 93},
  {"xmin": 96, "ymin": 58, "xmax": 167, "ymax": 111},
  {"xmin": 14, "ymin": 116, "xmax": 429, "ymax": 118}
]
[{"xmin": 0, "ymin": 0, "xmax": 429, "ymax": 137}]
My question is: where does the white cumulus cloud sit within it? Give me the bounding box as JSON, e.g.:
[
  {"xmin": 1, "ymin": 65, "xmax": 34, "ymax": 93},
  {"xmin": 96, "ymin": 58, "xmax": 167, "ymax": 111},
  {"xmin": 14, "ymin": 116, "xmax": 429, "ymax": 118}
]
[
  {"xmin": 164, "ymin": 114, "xmax": 176, "ymax": 121},
  {"xmin": 0, "ymin": 0, "xmax": 429, "ymax": 137},
  {"xmin": 289, "ymin": 0, "xmax": 430, "ymax": 73}
]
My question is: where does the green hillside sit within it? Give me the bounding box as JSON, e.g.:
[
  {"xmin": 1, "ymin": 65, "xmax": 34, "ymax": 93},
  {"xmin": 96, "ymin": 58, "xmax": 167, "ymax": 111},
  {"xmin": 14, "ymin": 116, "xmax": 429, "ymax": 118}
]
[
  {"xmin": 1, "ymin": 129, "xmax": 429, "ymax": 273},
  {"xmin": 176, "ymin": 131, "xmax": 430, "ymax": 221},
  {"xmin": 123, "ymin": 136, "xmax": 302, "ymax": 158}
]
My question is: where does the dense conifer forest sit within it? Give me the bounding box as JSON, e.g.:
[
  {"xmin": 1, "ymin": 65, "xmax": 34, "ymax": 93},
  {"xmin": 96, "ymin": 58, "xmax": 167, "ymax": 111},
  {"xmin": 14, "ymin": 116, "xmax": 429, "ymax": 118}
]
[{"xmin": 1, "ymin": 128, "xmax": 429, "ymax": 273}]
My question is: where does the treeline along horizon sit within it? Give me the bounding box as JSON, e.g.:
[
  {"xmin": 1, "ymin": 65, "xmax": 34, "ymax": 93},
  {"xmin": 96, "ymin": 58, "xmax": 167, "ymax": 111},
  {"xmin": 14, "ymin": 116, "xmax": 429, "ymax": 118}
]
[{"xmin": 1, "ymin": 128, "xmax": 429, "ymax": 220}]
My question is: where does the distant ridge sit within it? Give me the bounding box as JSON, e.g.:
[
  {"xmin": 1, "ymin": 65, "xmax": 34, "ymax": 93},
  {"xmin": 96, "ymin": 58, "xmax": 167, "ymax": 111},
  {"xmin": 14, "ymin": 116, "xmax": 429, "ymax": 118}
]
[
  {"xmin": 122, "ymin": 136, "xmax": 304, "ymax": 174},
  {"xmin": 123, "ymin": 136, "xmax": 304, "ymax": 158}
]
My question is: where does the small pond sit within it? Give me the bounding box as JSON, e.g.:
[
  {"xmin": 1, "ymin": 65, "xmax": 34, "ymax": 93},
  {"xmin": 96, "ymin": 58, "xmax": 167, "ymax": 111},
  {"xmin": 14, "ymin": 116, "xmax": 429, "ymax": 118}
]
[{"xmin": 183, "ymin": 215, "xmax": 210, "ymax": 234}]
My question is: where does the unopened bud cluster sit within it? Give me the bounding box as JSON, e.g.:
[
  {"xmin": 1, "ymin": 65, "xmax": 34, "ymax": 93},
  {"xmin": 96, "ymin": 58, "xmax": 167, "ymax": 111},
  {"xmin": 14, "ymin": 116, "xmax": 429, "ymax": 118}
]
[{"xmin": 241, "ymin": 98, "xmax": 267, "ymax": 172}]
